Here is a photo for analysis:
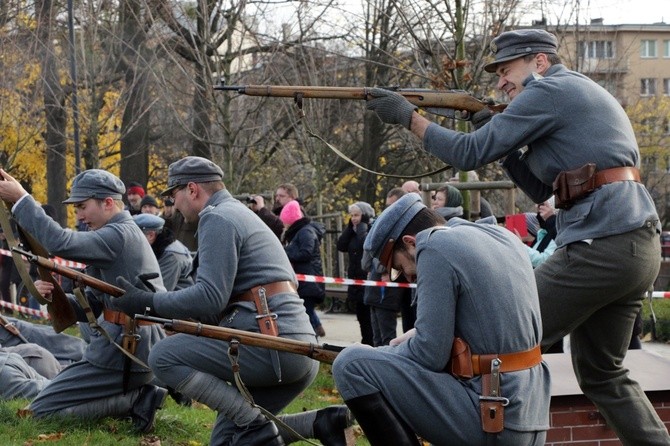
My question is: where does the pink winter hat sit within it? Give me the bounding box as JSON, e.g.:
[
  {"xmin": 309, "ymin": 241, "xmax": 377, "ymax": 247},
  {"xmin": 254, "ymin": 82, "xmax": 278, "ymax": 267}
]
[{"xmin": 280, "ymin": 200, "xmax": 303, "ymax": 226}]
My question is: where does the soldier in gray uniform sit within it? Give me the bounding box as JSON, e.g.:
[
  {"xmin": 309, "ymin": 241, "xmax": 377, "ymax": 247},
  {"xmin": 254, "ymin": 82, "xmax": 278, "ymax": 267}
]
[
  {"xmin": 0, "ymin": 168, "xmax": 168, "ymax": 433},
  {"xmin": 0, "ymin": 348, "xmax": 51, "ymax": 400},
  {"xmin": 0, "ymin": 317, "xmax": 86, "ymax": 366},
  {"xmin": 365, "ymin": 29, "xmax": 670, "ymax": 445},
  {"xmin": 332, "ymin": 193, "xmax": 550, "ymax": 445},
  {"xmin": 113, "ymin": 156, "xmax": 354, "ymax": 446},
  {"xmin": 2, "ymin": 342, "xmax": 62, "ymax": 379},
  {"xmin": 133, "ymin": 213, "xmax": 194, "ymax": 291}
]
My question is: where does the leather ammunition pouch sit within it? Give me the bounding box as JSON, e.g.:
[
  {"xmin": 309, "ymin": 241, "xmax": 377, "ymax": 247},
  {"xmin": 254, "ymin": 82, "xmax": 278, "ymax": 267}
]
[
  {"xmin": 552, "ymin": 164, "xmax": 640, "ymax": 209},
  {"xmin": 447, "ymin": 337, "xmax": 542, "ymax": 434}
]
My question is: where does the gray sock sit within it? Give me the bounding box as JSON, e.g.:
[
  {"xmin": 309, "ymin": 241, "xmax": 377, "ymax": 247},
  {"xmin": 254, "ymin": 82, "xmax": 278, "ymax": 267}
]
[{"xmin": 178, "ymin": 371, "xmax": 261, "ymax": 427}]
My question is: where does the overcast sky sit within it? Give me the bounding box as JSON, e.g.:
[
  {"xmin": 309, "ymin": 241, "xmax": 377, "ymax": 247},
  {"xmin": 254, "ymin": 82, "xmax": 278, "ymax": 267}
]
[{"xmin": 529, "ymin": 0, "xmax": 668, "ymax": 25}]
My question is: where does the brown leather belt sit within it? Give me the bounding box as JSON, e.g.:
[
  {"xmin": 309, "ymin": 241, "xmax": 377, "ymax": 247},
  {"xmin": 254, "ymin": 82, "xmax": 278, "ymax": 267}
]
[
  {"xmin": 474, "ymin": 345, "xmax": 542, "ymax": 434},
  {"xmin": 230, "ymin": 281, "xmax": 296, "ymax": 304},
  {"xmin": 103, "ymin": 309, "xmax": 155, "ymax": 326},
  {"xmin": 229, "ymin": 281, "xmax": 296, "ymax": 337},
  {"xmin": 593, "ymin": 166, "xmax": 640, "ymax": 188},
  {"xmin": 471, "ymin": 345, "xmax": 542, "ymax": 375}
]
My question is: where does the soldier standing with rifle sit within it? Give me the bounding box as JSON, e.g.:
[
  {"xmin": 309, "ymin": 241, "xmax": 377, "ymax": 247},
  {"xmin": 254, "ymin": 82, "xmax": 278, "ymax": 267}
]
[
  {"xmin": 111, "ymin": 156, "xmax": 353, "ymax": 446},
  {"xmin": 365, "ymin": 29, "xmax": 670, "ymax": 444},
  {"xmin": 0, "ymin": 168, "xmax": 168, "ymax": 433}
]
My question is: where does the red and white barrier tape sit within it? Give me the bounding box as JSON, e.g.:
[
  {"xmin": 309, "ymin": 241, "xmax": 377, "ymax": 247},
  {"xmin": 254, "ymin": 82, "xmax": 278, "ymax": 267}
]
[
  {"xmin": 0, "ymin": 248, "xmax": 86, "ymax": 269},
  {"xmin": 0, "ymin": 300, "xmax": 50, "ymax": 319},
  {"xmin": 295, "ymin": 274, "xmax": 416, "ymax": 288},
  {"xmin": 4, "ymin": 247, "xmax": 669, "ymax": 294}
]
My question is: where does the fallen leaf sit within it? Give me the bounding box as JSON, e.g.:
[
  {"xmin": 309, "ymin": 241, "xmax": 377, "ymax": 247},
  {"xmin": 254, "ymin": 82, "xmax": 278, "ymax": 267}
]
[{"xmin": 139, "ymin": 435, "xmax": 161, "ymax": 446}]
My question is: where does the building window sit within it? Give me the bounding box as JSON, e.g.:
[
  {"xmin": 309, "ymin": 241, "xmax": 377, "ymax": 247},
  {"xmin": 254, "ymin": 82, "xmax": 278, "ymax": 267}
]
[
  {"xmin": 596, "ymin": 79, "xmax": 617, "ymax": 96},
  {"xmin": 665, "ymin": 40, "xmax": 670, "ymax": 58},
  {"xmin": 641, "ymin": 40, "xmax": 657, "ymax": 58},
  {"xmin": 579, "ymin": 40, "xmax": 614, "ymax": 59},
  {"xmin": 641, "ymin": 78, "xmax": 656, "ymax": 96},
  {"xmin": 665, "ymin": 78, "xmax": 670, "ymax": 95}
]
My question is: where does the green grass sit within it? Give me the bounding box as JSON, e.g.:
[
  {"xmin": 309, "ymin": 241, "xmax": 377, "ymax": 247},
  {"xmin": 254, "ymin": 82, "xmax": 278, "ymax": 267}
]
[
  {"xmin": 642, "ymin": 296, "xmax": 670, "ymax": 343},
  {"xmin": 0, "ymin": 364, "xmax": 369, "ymax": 445}
]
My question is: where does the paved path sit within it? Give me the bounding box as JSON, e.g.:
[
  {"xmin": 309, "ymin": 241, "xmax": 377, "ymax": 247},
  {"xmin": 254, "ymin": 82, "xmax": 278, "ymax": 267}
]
[{"xmin": 316, "ymin": 309, "xmax": 670, "ymax": 360}]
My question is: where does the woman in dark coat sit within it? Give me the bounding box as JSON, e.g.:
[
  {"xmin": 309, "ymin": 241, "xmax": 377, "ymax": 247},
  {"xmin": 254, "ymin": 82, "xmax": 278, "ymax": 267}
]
[
  {"xmin": 281, "ymin": 200, "xmax": 327, "ymax": 337},
  {"xmin": 337, "ymin": 202, "xmax": 375, "ymax": 346}
]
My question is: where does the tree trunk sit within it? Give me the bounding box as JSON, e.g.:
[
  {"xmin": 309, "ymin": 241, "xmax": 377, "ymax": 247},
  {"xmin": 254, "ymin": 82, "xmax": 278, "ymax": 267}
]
[
  {"xmin": 37, "ymin": 0, "xmax": 67, "ymax": 226},
  {"xmin": 119, "ymin": 0, "xmax": 150, "ymax": 187}
]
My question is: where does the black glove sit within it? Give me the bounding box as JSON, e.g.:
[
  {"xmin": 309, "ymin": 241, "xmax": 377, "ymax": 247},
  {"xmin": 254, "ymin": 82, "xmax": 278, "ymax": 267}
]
[
  {"xmin": 470, "ymin": 108, "xmax": 494, "ymax": 130},
  {"xmin": 111, "ymin": 275, "xmax": 157, "ymax": 317},
  {"xmin": 366, "ymin": 88, "xmax": 418, "ymax": 129}
]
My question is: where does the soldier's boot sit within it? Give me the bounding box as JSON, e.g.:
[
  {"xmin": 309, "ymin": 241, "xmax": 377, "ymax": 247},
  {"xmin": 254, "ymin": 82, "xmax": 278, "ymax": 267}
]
[
  {"xmin": 58, "ymin": 385, "xmax": 167, "ymax": 434},
  {"xmin": 344, "ymin": 392, "xmax": 420, "ymax": 446},
  {"xmin": 231, "ymin": 415, "xmax": 285, "ymax": 446},
  {"xmin": 277, "ymin": 405, "xmax": 355, "ymax": 445},
  {"xmin": 130, "ymin": 384, "xmax": 168, "ymax": 433},
  {"xmin": 178, "ymin": 370, "xmax": 283, "ymax": 445}
]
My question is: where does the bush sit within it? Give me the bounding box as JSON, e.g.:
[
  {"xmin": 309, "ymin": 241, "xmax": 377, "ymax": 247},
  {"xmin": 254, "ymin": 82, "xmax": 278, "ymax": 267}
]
[{"xmin": 641, "ymin": 297, "xmax": 670, "ymax": 343}]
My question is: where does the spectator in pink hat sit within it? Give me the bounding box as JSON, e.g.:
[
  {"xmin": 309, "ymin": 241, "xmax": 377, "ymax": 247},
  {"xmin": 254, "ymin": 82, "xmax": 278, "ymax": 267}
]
[{"xmin": 280, "ymin": 201, "xmax": 327, "ymax": 337}]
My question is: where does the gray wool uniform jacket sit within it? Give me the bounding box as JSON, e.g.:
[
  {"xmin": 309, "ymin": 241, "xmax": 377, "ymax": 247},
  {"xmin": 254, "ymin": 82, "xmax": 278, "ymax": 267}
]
[
  {"xmin": 152, "ymin": 189, "xmax": 314, "ymax": 335},
  {"xmin": 12, "ymin": 195, "xmax": 166, "ymax": 372},
  {"xmin": 158, "ymin": 239, "xmax": 193, "ymax": 291},
  {"xmin": 422, "ymin": 64, "xmax": 659, "ymax": 247},
  {"xmin": 390, "ymin": 219, "xmax": 550, "ymax": 431}
]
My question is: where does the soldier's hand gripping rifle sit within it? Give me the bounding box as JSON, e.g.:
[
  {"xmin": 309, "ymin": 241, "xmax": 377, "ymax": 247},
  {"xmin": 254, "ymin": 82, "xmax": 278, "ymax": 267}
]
[
  {"xmin": 135, "ymin": 315, "xmax": 344, "ymax": 364},
  {"xmin": 215, "ymin": 84, "xmax": 507, "ymax": 119}
]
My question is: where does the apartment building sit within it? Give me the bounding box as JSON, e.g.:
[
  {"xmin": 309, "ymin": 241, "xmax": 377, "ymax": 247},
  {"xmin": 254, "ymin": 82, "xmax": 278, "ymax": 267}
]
[{"xmin": 521, "ymin": 20, "xmax": 667, "ymax": 106}]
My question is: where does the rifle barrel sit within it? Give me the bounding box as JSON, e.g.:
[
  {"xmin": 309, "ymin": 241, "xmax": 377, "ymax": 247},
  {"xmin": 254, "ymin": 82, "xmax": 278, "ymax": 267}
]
[
  {"xmin": 216, "ymin": 84, "xmax": 507, "ymax": 114},
  {"xmin": 12, "ymin": 247, "xmax": 124, "ymax": 297},
  {"xmin": 137, "ymin": 315, "xmax": 342, "ymax": 364}
]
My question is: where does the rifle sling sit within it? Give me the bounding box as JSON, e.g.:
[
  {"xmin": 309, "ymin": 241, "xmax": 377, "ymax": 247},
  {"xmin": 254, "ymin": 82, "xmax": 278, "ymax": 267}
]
[
  {"xmin": 300, "ymin": 117, "xmax": 452, "ymax": 179},
  {"xmin": 0, "ymin": 201, "xmax": 49, "ymax": 305},
  {"xmin": 73, "ymin": 287, "xmax": 149, "ymax": 370}
]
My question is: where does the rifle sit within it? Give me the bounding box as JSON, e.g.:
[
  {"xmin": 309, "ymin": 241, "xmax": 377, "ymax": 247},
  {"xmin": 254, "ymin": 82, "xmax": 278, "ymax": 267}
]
[
  {"xmin": 12, "ymin": 247, "xmax": 125, "ymax": 297},
  {"xmin": 0, "ymin": 313, "xmax": 29, "ymax": 343},
  {"xmin": 135, "ymin": 315, "xmax": 344, "ymax": 364},
  {"xmin": 215, "ymin": 84, "xmax": 507, "ymax": 118}
]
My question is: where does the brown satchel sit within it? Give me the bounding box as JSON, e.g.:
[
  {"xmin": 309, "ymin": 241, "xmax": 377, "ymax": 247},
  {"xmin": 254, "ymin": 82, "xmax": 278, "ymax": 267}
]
[{"xmin": 552, "ymin": 163, "xmax": 597, "ymax": 209}]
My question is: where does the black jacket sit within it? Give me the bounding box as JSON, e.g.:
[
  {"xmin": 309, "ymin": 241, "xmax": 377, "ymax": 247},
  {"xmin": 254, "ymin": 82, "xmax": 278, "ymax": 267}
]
[{"xmin": 284, "ymin": 218, "xmax": 326, "ymax": 300}]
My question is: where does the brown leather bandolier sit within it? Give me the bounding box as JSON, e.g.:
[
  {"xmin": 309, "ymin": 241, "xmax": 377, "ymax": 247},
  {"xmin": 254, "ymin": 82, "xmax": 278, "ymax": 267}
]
[
  {"xmin": 553, "ymin": 164, "xmax": 640, "ymax": 209},
  {"xmin": 448, "ymin": 337, "xmax": 543, "ymax": 433},
  {"xmin": 230, "ymin": 281, "xmax": 296, "ymax": 337}
]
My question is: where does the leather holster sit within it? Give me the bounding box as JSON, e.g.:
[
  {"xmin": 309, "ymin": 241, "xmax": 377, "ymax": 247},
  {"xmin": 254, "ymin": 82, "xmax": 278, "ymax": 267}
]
[{"xmin": 552, "ymin": 163, "xmax": 596, "ymax": 209}]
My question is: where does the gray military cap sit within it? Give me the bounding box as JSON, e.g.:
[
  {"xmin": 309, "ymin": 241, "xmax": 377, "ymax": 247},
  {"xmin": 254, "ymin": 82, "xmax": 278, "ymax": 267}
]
[
  {"xmin": 133, "ymin": 213, "xmax": 165, "ymax": 231},
  {"xmin": 363, "ymin": 193, "xmax": 425, "ymax": 273},
  {"xmin": 62, "ymin": 169, "xmax": 126, "ymax": 204},
  {"xmin": 484, "ymin": 29, "xmax": 558, "ymax": 73},
  {"xmin": 161, "ymin": 156, "xmax": 224, "ymax": 196}
]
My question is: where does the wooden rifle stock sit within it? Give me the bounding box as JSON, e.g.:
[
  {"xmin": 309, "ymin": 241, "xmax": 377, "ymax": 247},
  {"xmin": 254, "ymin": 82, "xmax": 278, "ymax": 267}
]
[
  {"xmin": 215, "ymin": 84, "xmax": 507, "ymax": 116},
  {"xmin": 136, "ymin": 315, "xmax": 344, "ymax": 364},
  {"xmin": 12, "ymin": 247, "xmax": 125, "ymax": 297}
]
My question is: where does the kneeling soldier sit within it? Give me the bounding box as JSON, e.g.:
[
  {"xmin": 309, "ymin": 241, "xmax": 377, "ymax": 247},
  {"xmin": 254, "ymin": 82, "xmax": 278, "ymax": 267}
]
[
  {"xmin": 113, "ymin": 156, "xmax": 353, "ymax": 446},
  {"xmin": 332, "ymin": 193, "xmax": 551, "ymax": 445}
]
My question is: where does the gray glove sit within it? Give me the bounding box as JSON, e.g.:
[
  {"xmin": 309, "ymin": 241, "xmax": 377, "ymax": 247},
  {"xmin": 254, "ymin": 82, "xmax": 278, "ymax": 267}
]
[
  {"xmin": 111, "ymin": 274, "xmax": 157, "ymax": 317},
  {"xmin": 366, "ymin": 88, "xmax": 418, "ymax": 129},
  {"xmin": 470, "ymin": 108, "xmax": 494, "ymax": 130}
]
